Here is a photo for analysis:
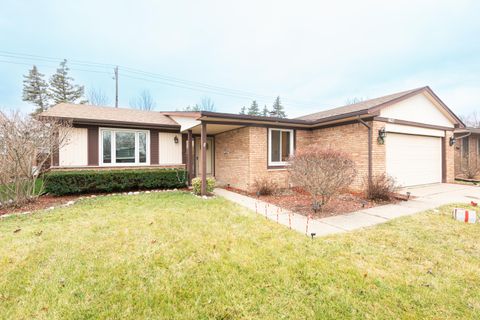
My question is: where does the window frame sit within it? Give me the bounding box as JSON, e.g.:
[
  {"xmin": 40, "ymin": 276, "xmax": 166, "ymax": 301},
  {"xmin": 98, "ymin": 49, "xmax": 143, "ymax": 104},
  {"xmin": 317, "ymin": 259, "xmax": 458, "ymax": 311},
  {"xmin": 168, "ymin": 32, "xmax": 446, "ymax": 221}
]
[
  {"xmin": 99, "ymin": 127, "xmax": 150, "ymax": 166},
  {"xmin": 268, "ymin": 128, "xmax": 294, "ymax": 167}
]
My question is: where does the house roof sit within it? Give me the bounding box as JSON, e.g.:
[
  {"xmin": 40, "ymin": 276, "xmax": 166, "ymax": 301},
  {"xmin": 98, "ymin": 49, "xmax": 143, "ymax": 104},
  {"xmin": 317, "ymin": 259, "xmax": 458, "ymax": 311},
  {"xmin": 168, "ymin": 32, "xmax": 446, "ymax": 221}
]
[
  {"xmin": 296, "ymin": 86, "xmax": 463, "ymax": 127},
  {"xmin": 39, "ymin": 86, "xmax": 463, "ymax": 130},
  {"xmin": 297, "ymin": 87, "xmax": 426, "ymax": 122},
  {"xmin": 38, "ymin": 103, "xmax": 179, "ymax": 128}
]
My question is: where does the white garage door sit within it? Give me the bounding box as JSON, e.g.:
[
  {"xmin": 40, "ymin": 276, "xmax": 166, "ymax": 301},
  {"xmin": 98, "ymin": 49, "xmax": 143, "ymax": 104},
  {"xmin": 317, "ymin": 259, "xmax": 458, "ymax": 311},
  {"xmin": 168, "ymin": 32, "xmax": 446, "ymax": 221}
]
[{"xmin": 386, "ymin": 133, "xmax": 442, "ymax": 187}]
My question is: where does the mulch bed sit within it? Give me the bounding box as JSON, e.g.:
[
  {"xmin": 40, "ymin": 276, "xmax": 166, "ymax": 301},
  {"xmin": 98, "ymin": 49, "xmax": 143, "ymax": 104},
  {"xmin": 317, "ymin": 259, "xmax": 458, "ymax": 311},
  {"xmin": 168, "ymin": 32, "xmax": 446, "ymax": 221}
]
[
  {"xmin": 0, "ymin": 194, "xmax": 81, "ymax": 216},
  {"xmin": 226, "ymin": 186, "xmax": 392, "ymax": 219}
]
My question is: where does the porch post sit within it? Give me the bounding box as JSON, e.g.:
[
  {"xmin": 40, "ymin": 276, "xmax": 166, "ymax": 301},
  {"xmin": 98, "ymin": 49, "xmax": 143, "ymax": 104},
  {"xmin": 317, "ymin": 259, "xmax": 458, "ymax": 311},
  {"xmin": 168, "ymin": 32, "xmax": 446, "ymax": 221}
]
[
  {"xmin": 187, "ymin": 130, "xmax": 193, "ymax": 185},
  {"xmin": 201, "ymin": 122, "xmax": 207, "ymax": 196}
]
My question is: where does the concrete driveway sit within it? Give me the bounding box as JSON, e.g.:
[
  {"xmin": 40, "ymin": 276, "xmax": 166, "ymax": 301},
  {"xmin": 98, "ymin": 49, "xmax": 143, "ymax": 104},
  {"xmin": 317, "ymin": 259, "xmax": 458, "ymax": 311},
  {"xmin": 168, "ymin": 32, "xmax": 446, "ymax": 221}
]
[
  {"xmin": 215, "ymin": 183, "xmax": 480, "ymax": 237},
  {"xmin": 399, "ymin": 183, "xmax": 480, "ymax": 206}
]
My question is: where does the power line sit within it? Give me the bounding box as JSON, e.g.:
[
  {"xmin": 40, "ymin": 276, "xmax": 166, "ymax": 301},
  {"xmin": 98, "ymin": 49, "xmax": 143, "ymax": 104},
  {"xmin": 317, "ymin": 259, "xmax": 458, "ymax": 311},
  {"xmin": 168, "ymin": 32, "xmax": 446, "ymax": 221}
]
[{"xmin": 0, "ymin": 50, "xmax": 321, "ymax": 107}]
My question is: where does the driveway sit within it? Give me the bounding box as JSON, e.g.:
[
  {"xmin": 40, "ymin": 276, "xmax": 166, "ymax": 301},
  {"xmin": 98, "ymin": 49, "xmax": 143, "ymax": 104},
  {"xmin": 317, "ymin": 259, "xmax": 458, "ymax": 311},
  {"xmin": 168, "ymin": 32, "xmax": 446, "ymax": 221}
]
[
  {"xmin": 399, "ymin": 183, "xmax": 480, "ymax": 206},
  {"xmin": 215, "ymin": 183, "xmax": 480, "ymax": 237}
]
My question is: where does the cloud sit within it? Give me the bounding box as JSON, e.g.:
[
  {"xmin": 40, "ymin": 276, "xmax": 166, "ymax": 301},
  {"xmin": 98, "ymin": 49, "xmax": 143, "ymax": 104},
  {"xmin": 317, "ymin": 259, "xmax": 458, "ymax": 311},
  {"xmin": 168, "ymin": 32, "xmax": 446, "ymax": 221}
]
[{"xmin": 0, "ymin": 0, "xmax": 479, "ymax": 117}]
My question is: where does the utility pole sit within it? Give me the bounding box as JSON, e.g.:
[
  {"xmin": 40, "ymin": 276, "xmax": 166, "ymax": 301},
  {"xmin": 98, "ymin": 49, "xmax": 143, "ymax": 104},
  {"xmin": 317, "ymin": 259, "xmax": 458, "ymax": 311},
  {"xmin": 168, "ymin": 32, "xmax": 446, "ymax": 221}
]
[{"xmin": 114, "ymin": 66, "xmax": 119, "ymax": 108}]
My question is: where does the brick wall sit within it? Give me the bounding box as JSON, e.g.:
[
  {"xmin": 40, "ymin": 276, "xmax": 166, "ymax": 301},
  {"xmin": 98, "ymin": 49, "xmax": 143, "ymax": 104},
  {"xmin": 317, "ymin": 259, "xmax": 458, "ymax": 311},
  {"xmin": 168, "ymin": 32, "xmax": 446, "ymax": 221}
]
[
  {"xmin": 214, "ymin": 122, "xmax": 458, "ymax": 192},
  {"xmin": 214, "ymin": 127, "xmax": 311, "ymax": 192},
  {"xmin": 311, "ymin": 122, "xmax": 370, "ymax": 189},
  {"xmin": 444, "ymin": 131, "xmax": 455, "ymax": 182},
  {"xmin": 214, "ymin": 127, "xmax": 251, "ymax": 190},
  {"xmin": 454, "ymin": 133, "xmax": 480, "ymax": 179}
]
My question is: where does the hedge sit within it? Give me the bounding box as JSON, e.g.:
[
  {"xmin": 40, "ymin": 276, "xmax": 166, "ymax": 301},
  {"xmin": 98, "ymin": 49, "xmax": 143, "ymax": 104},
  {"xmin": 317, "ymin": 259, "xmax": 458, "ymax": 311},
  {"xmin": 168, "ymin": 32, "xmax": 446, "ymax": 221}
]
[{"xmin": 44, "ymin": 169, "xmax": 187, "ymax": 196}]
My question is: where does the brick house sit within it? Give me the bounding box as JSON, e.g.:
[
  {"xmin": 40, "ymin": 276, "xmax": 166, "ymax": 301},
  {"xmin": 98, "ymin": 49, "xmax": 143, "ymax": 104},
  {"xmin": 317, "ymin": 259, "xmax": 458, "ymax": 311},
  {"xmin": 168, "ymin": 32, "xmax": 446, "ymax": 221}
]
[
  {"xmin": 454, "ymin": 127, "xmax": 480, "ymax": 180},
  {"xmin": 39, "ymin": 86, "xmax": 464, "ymax": 195}
]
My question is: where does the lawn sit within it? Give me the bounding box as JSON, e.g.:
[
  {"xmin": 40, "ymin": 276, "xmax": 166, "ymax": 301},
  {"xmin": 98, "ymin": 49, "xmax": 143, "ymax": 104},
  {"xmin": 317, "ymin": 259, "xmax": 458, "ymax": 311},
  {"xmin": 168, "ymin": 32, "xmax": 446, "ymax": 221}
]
[{"xmin": 1, "ymin": 192, "xmax": 479, "ymax": 319}]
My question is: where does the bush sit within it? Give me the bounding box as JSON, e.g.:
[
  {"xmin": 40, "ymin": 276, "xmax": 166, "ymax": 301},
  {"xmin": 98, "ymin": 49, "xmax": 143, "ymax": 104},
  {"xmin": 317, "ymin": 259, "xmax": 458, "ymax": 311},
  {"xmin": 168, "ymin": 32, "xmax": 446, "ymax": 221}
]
[
  {"xmin": 253, "ymin": 177, "xmax": 277, "ymax": 196},
  {"xmin": 192, "ymin": 177, "xmax": 216, "ymax": 195},
  {"xmin": 365, "ymin": 173, "xmax": 398, "ymax": 201},
  {"xmin": 461, "ymin": 152, "xmax": 480, "ymax": 179},
  {"xmin": 288, "ymin": 147, "xmax": 357, "ymax": 207},
  {"xmin": 44, "ymin": 169, "xmax": 187, "ymax": 196}
]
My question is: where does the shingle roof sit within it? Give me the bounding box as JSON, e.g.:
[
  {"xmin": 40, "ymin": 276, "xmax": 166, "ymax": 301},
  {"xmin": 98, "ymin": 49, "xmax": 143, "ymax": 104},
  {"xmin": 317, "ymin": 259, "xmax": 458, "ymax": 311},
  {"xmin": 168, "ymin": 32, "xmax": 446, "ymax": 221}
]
[
  {"xmin": 296, "ymin": 87, "xmax": 426, "ymax": 122},
  {"xmin": 39, "ymin": 103, "xmax": 179, "ymax": 127}
]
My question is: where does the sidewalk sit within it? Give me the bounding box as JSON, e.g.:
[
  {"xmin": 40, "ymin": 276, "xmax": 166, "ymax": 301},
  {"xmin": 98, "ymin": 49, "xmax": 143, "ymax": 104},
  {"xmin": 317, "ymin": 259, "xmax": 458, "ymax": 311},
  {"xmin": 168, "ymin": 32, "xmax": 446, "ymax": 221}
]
[{"xmin": 214, "ymin": 187, "xmax": 476, "ymax": 237}]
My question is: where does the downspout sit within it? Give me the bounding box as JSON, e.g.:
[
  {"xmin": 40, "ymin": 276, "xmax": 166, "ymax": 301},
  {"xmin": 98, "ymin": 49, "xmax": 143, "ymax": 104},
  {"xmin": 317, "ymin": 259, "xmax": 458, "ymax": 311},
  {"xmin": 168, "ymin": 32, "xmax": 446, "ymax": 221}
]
[{"xmin": 357, "ymin": 116, "xmax": 372, "ymax": 189}]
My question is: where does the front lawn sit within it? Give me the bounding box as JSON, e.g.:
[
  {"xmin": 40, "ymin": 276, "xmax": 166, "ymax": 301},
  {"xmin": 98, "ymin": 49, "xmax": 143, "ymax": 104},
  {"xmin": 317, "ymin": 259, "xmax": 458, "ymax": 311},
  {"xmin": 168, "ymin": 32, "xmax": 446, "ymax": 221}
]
[{"xmin": 1, "ymin": 192, "xmax": 479, "ymax": 319}]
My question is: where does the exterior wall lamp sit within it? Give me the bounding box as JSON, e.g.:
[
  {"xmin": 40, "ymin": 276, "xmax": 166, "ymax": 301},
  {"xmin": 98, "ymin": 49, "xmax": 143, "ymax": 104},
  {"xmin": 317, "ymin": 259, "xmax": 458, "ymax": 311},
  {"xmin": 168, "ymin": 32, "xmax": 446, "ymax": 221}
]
[
  {"xmin": 174, "ymin": 135, "xmax": 179, "ymax": 144},
  {"xmin": 449, "ymin": 136, "xmax": 456, "ymax": 146},
  {"xmin": 377, "ymin": 127, "xmax": 386, "ymax": 145}
]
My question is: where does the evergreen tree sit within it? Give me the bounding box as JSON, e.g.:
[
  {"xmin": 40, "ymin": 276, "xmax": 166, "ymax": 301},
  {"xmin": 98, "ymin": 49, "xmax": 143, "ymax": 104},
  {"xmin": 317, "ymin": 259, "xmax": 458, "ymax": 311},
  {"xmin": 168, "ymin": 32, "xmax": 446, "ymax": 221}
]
[
  {"xmin": 247, "ymin": 100, "xmax": 261, "ymax": 116},
  {"xmin": 22, "ymin": 65, "xmax": 50, "ymax": 114},
  {"xmin": 270, "ymin": 96, "xmax": 286, "ymax": 118},
  {"xmin": 49, "ymin": 59, "xmax": 86, "ymax": 104},
  {"xmin": 262, "ymin": 105, "xmax": 269, "ymax": 116},
  {"xmin": 239, "ymin": 106, "xmax": 246, "ymax": 115}
]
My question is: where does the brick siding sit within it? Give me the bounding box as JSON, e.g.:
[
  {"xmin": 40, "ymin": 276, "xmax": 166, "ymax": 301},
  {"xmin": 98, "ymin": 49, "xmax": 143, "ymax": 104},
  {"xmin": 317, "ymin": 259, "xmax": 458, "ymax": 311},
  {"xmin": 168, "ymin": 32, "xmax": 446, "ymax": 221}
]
[
  {"xmin": 214, "ymin": 121, "xmax": 457, "ymax": 192},
  {"xmin": 454, "ymin": 133, "xmax": 480, "ymax": 180}
]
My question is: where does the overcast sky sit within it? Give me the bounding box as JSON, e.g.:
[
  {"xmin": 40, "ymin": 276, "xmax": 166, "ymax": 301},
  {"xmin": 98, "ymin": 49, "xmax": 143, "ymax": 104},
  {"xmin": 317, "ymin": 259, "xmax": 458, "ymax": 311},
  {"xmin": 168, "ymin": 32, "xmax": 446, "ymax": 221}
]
[{"xmin": 0, "ymin": 0, "xmax": 479, "ymax": 117}]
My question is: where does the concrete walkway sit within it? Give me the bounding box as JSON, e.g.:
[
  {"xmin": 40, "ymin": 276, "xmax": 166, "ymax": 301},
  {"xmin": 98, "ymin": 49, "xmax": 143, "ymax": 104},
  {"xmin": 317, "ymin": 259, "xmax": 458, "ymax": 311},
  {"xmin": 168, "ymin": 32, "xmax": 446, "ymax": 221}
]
[{"xmin": 214, "ymin": 184, "xmax": 480, "ymax": 237}]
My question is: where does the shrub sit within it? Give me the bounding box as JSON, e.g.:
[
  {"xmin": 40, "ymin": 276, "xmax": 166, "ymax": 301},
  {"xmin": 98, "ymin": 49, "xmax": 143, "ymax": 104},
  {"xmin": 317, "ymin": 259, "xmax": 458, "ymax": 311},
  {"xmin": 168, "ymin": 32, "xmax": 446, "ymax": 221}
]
[
  {"xmin": 365, "ymin": 173, "xmax": 398, "ymax": 201},
  {"xmin": 192, "ymin": 177, "xmax": 216, "ymax": 195},
  {"xmin": 288, "ymin": 147, "xmax": 357, "ymax": 208},
  {"xmin": 44, "ymin": 169, "xmax": 187, "ymax": 196},
  {"xmin": 461, "ymin": 152, "xmax": 480, "ymax": 179},
  {"xmin": 252, "ymin": 177, "xmax": 278, "ymax": 196}
]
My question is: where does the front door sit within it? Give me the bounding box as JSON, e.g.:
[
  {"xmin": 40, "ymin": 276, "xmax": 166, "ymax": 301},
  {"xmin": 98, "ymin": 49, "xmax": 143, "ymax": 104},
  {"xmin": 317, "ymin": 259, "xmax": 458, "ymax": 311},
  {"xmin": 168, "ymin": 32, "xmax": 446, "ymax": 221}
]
[{"xmin": 195, "ymin": 137, "xmax": 214, "ymax": 176}]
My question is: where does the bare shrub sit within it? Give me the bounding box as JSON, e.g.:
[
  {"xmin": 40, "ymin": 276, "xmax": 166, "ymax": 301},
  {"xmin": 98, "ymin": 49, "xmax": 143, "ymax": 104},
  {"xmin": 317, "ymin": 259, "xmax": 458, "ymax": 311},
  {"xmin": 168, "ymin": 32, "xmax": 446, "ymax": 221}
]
[
  {"xmin": 461, "ymin": 153, "xmax": 479, "ymax": 179},
  {"xmin": 365, "ymin": 174, "xmax": 398, "ymax": 201},
  {"xmin": 0, "ymin": 111, "xmax": 71, "ymax": 207},
  {"xmin": 253, "ymin": 177, "xmax": 278, "ymax": 196},
  {"xmin": 288, "ymin": 147, "xmax": 357, "ymax": 208}
]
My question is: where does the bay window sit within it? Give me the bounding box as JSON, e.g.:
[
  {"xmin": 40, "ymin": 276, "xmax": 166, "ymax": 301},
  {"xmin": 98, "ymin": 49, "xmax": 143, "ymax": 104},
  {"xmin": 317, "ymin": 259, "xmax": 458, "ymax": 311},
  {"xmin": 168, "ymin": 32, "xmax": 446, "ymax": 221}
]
[
  {"xmin": 100, "ymin": 128, "xmax": 149, "ymax": 165},
  {"xmin": 268, "ymin": 128, "xmax": 294, "ymax": 166}
]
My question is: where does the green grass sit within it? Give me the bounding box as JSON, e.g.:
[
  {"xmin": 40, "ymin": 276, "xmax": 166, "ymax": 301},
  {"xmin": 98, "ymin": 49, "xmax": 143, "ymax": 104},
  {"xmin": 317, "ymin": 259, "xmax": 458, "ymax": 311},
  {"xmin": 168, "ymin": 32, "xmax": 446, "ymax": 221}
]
[{"xmin": 1, "ymin": 192, "xmax": 479, "ymax": 319}]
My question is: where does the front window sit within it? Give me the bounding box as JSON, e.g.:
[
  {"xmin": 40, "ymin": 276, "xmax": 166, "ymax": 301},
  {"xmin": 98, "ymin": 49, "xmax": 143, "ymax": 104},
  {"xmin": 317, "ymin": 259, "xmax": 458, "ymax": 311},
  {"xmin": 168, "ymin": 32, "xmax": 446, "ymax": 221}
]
[
  {"xmin": 268, "ymin": 128, "xmax": 294, "ymax": 166},
  {"xmin": 100, "ymin": 128, "xmax": 149, "ymax": 165}
]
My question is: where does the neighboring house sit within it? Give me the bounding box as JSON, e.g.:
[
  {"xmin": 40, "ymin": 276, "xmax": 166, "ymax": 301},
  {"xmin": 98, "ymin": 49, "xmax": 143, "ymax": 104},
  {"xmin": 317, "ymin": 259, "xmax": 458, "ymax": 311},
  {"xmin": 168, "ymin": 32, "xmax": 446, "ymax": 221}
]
[
  {"xmin": 454, "ymin": 127, "xmax": 480, "ymax": 180},
  {"xmin": 39, "ymin": 86, "xmax": 464, "ymax": 194}
]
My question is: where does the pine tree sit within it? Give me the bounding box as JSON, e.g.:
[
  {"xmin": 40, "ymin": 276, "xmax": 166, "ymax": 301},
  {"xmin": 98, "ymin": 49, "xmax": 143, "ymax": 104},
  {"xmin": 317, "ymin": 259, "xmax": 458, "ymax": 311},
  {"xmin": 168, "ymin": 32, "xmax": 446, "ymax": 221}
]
[
  {"xmin": 262, "ymin": 105, "xmax": 269, "ymax": 117},
  {"xmin": 22, "ymin": 65, "xmax": 50, "ymax": 114},
  {"xmin": 239, "ymin": 106, "xmax": 246, "ymax": 115},
  {"xmin": 270, "ymin": 96, "xmax": 286, "ymax": 118},
  {"xmin": 49, "ymin": 59, "xmax": 86, "ymax": 104},
  {"xmin": 247, "ymin": 100, "xmax": 260, "ymax": 116}
]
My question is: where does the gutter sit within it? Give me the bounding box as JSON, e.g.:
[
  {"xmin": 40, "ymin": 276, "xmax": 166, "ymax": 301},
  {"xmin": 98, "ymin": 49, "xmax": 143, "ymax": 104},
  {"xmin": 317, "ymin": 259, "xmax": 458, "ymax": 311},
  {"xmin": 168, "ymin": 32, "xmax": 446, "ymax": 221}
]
[{"xmin": 357, "ymin": 116, "xmax": 373, "ymax": 189}]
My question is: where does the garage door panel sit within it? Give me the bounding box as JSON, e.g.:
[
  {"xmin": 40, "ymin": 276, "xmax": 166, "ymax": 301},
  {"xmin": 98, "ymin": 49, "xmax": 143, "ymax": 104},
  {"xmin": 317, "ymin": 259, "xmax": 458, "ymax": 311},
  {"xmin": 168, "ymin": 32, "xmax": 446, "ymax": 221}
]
[{"xmin": 386, "ymin": 133, "xmax": 442, "ymax": 187}]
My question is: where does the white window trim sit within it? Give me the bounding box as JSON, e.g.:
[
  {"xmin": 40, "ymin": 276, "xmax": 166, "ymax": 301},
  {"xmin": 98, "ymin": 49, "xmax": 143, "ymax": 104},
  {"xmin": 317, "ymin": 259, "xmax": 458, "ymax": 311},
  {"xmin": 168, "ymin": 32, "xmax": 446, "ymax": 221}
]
[
  {"xmin": 268, "ymin": 128, "xmax": 294, "ymax": 166},
  {"xmin": 99, "ymin": 127, "xmax": 150, "ymax": 166}
]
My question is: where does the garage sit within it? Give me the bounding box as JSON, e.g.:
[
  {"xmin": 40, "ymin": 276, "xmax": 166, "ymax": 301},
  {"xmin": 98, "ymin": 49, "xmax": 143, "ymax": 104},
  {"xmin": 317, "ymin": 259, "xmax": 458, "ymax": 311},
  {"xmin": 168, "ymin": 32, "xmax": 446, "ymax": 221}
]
[{"xmin": 386, "ymin": 133, "xmax": 442, "ymax": 187}]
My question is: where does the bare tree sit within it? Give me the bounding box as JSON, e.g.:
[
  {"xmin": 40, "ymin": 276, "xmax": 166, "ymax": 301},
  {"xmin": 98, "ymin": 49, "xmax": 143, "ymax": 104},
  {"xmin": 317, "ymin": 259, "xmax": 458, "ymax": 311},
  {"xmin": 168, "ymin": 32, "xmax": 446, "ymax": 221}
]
[
  {"xmin": 0, "ymin": 111, "xmax": 71, "ymax": 207},
  {"xmin": 130, "ymin": 90, "xmax": 156, "ymax": 111},
  {"xmin": 460, "ymin": 111, "xmax": 480, "ymax": 128},
  {"xmin": 288, "ymin": 147, "xmax": 357, "ymax": 209},
  {"xmin": 200, "ymin": 96, "xmax": 216, "ymax": 111},
  {"xmin": 87, "ymin": 87, "xmax": 110, "ymax": 106},
  {"xmin": 345, "ymin": 97, "xmax": 365, "ymax": 105},
  {"xmin": 181, "ymin": 97, "xmax": 216, "ymax": 112}
]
